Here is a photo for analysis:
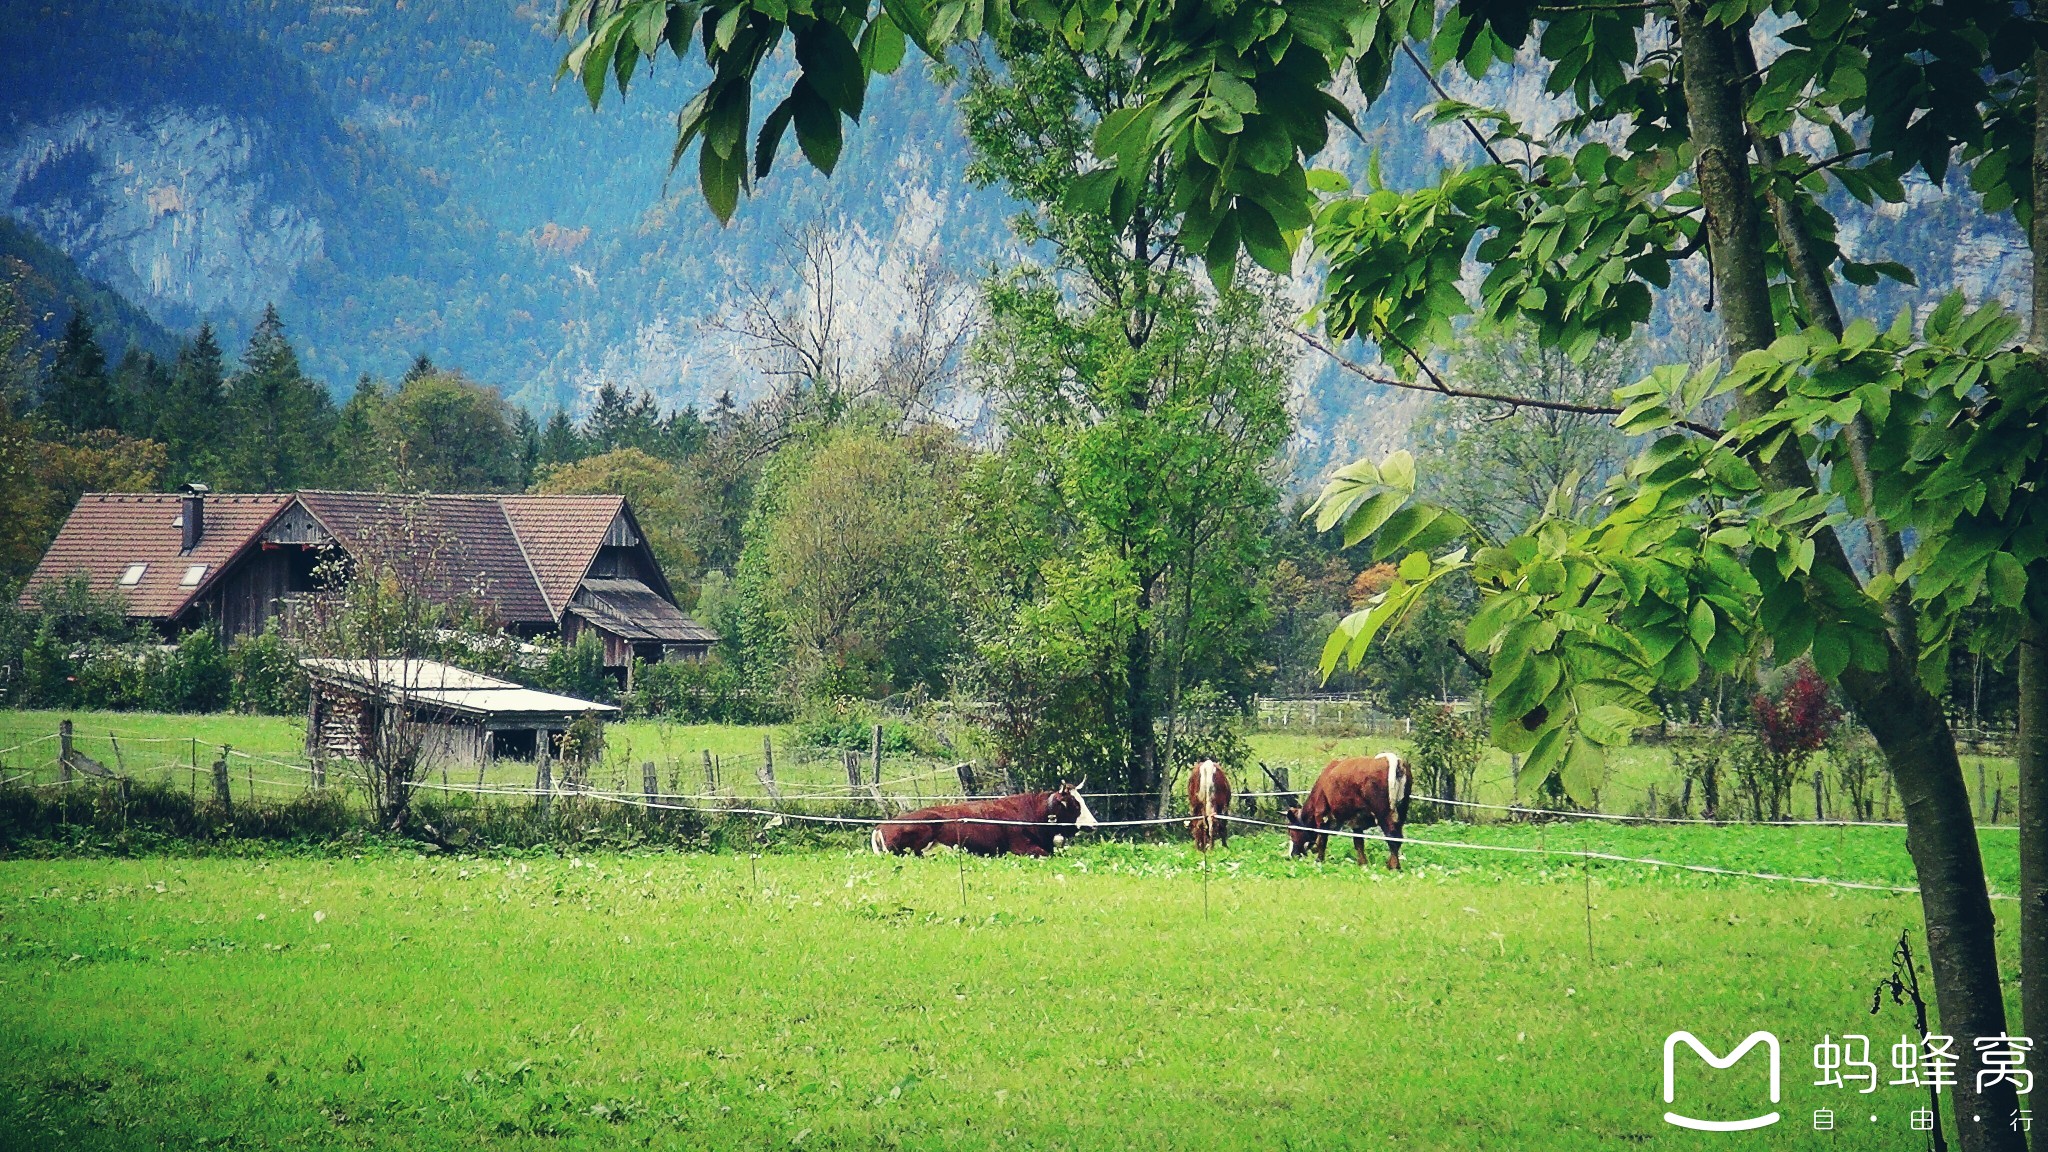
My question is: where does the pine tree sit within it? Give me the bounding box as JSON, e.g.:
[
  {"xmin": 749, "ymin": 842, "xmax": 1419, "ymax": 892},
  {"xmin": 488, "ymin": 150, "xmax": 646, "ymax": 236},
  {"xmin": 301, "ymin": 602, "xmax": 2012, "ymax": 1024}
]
[
  {"xmin": 155, "ymin": 324, "xmax": 226, "ymax": 485},
  {"xmin": 111, "ymin": 346, "xmax": 170, "ymax": 438},
  {"xmin": 402, "ymin": 353, "xmax": 435, "ymax": 385},
  {"xmin": 514, "ymin": 407, "xmax": 541, "ymax": 487},
  {"xmin": 42, "ymin": 306, "xmax": 114, "ymax": 432},
  {"xmin": 540, "ymin": 407, "xmax": 583, "ymax": 466},
  {"xmin": 226, "ymin": 305, "xmax": 336, "ymax": 491},
  {"xmin": 329, "ymin": 376, "xmax": 394, "ymax": 490}
]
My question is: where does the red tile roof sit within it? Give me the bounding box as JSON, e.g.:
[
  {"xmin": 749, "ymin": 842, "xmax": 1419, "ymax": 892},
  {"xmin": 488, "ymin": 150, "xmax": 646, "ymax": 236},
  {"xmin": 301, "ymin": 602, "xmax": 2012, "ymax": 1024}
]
[
  {"xmin": 500, "ymin": 494, "xmax": 625, "ymax": 616},
  {"xmin": 17, "ymin": 494, "xmax": 293, "ymax": 619},
  {"xmin": 295, "ymin": 492, "xmax": 557, "ymax": 627},
  {"xmin": 21, "ymin": 491, "xmax": 666, "ymax": 632}
]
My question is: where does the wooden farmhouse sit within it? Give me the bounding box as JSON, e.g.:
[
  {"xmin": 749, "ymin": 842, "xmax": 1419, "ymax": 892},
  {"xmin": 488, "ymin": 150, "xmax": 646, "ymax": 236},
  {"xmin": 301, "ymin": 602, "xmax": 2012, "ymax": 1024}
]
[
  {"xmin": 17, "ymin": 484, "xmax": 718, "ymax": 676},
  {"xmin": 300, "ymin": 658, "xmax": 617, "ymax": 767}
]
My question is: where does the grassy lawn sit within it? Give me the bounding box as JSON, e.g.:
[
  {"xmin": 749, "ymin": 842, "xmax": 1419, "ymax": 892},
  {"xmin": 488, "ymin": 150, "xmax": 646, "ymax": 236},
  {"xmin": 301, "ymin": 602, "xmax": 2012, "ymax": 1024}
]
[
  {"xmin": 1244, "ymin": 729, "xmax": 2020, "ymax": 823},
  {"xmin": 1, "ymin": 709, "xmax": 2023, "ymax": 828},
  {"xmin": 0, "ymin": 829, "xmax": 2021, "ymax": 1150}
]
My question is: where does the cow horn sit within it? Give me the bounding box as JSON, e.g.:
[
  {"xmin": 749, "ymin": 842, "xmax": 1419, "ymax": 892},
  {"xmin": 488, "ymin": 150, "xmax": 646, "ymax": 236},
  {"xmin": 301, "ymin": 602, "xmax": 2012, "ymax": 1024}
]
[{"xmin": 1074, "ymin": 776, "xmax": 1087, "ymax": 792}]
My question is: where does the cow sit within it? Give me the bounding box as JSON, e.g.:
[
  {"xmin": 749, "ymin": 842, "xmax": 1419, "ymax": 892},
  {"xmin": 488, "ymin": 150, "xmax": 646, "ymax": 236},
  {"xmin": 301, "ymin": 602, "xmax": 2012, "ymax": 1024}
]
[
  {"xmin": 1187, "ymin": 758, "xmax": 1232, "ymax": 851},
  {"xmin": 870, "ymin": 781, "xmax": 1099, "ymax": 858},
  {"xmin": 1283, "ymin": 753, "xmax": 1411, "ymax": 870}
]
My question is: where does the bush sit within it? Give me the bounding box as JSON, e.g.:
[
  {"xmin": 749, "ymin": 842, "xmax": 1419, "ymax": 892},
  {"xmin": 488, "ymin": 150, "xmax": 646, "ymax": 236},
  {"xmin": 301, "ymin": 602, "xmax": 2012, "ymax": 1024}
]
[
  {"xmin": 230, "ymin": 632, "xmax": 307, "ymax": 715},
  {"xmin": 794, "ymin": 699, "xmax": 931, "ymax": 755},
  {"xmin": 531, "ymin": 632, "xmax": 614, "ymax": 704},
  {"xmin": 1168, "ymin": 683, "xmax": 1252, "ymax": 784},
  {"xmin": 148, "ymin": 628, "xmax": 232, "ymax": 712},
  {"xmin": 631, "ymin": 655, "xmax": 781, "ymax": 723},
  {"xmin": 1409, "ymin": 701, "xmax": 1481, "ymax": 815},
  {"xmin": 72, "ymin": 642, "xmax": 149, "ymax": 711}
]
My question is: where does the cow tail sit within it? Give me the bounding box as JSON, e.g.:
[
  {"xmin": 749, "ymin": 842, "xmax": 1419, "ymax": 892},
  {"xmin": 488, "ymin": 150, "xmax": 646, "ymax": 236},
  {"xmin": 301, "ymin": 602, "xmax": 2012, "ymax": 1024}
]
[{"xmin": 870, "ymin": 827, "xmax": 885, "ymax": 855}]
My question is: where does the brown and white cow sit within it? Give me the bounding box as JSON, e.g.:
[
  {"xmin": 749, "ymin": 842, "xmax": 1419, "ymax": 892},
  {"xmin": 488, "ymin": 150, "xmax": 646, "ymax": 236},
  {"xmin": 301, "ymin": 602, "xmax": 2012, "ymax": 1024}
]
[
  {"xmin": 1284, "ymin": 753, "xmax": 1411, "ymax": 870},
  {"xmin": 870, "ymin": 782, "xmax": 1099, "ymax": 858},
  {"xmin": 1187, "ymin": 759, "xmax": 1232, "ymax": 851}
]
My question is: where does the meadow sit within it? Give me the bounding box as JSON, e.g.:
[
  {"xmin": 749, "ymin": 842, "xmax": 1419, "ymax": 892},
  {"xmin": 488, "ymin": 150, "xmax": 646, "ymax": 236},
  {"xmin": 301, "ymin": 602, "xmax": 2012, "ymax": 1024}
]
[
  {"xmin": 0, "ymin": 825, "xmax": 2024, "ymax": 1151},
  {"xmin": 0, "ymin": 709, "xmax": 2024, "ymax": 825}
]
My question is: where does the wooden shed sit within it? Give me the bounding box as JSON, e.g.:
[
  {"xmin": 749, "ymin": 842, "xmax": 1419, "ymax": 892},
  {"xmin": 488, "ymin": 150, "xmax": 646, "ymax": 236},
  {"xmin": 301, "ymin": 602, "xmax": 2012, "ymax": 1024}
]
[{"xmin": 301, "ymin": 658, "xmax": 617, "ymax": 772}]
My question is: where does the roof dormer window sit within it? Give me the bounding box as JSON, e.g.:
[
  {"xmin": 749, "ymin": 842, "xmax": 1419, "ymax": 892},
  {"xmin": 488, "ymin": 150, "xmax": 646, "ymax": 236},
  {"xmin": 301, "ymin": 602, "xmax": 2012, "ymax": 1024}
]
[
  {"xmin": 180, "ymin": 564, "xmax": 207, "ymax": 587},
  {"xmin": 119, "ymin": 563, "xmax": 147, "ymax": 586}
]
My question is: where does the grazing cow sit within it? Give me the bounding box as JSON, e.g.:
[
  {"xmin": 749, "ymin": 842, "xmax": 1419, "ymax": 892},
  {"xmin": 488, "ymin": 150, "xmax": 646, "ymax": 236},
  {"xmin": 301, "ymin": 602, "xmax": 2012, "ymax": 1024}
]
[
  {"xmin": 1284, "ymin": 753, "xmax": 1411, "ymax": 870},
  {"xmin": 871, "ymin": 781, "xmax": 1099, "ymax": 858},
  {"xmin": 1187, "ymin": 759, "xmax": 1232, "ymax": 851}
]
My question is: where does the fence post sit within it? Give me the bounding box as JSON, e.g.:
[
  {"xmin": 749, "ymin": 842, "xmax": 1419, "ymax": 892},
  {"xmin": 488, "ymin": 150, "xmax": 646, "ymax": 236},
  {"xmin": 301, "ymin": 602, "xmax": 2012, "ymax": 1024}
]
[
  {"xmin": 312, "ymin": 754, "xmax": 326, "ymax": 790},
  {"xmin": 956, "ymin": 762, "xmax": 978, "ymax": 797},
  {"xmin": 704, "ymin": 749, "xmax": 717, "ymax": 793},
  {"xmin": 870, "ymin": 723, "xmax": 883, "ymax": 786},
  {"xmin": 845, "ymin": 750, "xmax": 862, "ymax": 790},
  {"xmin": 1813, "ymin": 769, "xmax": 1825, "ymax": 821},
  {"xmin": 536, "ymin": 753, "xmax": 552, "ymax": 820},
  {"xmin": 59, "ymin": 719, "xmax": 72, "ymax": 786},
  {"xmin": 1977, "ymin": 762, "xmax": 1988, "ymax": 819},
  {"xmin": 757, "ymin": 757, "xmax": 781, "ymax": 803},
  {"xmin": 642, "ymin": 761, "xmax": 659, "ymax": 806},
  {"xmin": 1647, "ymin": 785, "xmax": 1658, "ymax": 819},
  {"xmin": 1992, "ymin": 787, "xmax": 2005, "ymax": 825},
  {"xmin": 211, "ymin": 750, "xmax": 232, "ymax": 812},
  {"xmin": 762, "ymin": 734, "xmax": 774, "ymax": 780}
]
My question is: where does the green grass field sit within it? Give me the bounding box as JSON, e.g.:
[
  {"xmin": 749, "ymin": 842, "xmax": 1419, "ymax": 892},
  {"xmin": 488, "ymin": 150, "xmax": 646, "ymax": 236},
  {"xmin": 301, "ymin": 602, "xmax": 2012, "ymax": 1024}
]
[
  {"xmin": 0, "ymin": 826, "xmax": 2024, "ymax": 1150},
  {"xmin": 1, "ymin": 709, "xmax": 2024, "ymax": 826}
]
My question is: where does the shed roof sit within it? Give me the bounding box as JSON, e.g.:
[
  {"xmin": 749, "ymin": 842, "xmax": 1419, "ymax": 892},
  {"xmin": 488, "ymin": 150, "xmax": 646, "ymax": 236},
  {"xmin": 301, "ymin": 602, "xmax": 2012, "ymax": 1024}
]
[
  {"xmin": 17, "ymin": 494, "xmax": 293, "ymax": 618},
  {"xmin": 568, "ymin": 578, "xmax": 720, "ymax": 643},
  {"xmin": 300, "ymin": 658, "xmax": 618, "ymax": 718}
]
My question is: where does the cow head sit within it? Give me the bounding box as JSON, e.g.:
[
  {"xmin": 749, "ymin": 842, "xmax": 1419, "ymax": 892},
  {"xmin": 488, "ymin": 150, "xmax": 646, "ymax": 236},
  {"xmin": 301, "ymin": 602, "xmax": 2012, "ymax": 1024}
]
[
  {"xmin": 1049, "ymin": 780, "xmax": 1100, "ymax": 830},
  {"xmin": 1282, "ymin": 803, "xmax": 1319, "ymax": 857}
]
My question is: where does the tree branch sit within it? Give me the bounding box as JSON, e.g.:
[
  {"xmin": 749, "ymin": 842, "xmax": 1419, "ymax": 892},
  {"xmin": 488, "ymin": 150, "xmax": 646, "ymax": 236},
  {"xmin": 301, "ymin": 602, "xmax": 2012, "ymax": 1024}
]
[
  {"xmin": 1402, "ymin": 44, "xmax": 1509, "ymax": 171},
  {"xmin": 1296, "ymin": 329, "xmax": 1723, "ymax": 439}
]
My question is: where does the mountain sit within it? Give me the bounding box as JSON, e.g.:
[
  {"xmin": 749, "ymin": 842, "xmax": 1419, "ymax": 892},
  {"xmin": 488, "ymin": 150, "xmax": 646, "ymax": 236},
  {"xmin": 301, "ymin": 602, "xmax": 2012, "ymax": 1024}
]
[
  {"xmin": 1, "ymin": 0, "xmax": 2029, "ymax": 486},
  {"xmin": 0, "ymin": 216, "xmax": 177, "ymax": 359}
]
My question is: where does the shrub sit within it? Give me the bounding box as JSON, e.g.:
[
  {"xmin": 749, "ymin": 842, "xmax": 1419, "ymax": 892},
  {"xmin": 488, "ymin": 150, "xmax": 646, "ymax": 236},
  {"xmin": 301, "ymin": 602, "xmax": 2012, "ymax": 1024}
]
[
  {"xmin": 1746, "ymin": 662, "xmax": 1842, "ymax": 820},
  {"xmin": 1672, "ymin": 731, "xmax": 1729, "ymax": 819},
  {"xmin": 72, "ymin": 642, "xmax": 148, "ymax": 711},
  {"xmin": 532, "ymin": 632, "xmax": 614, "ymax": 704},
  {"xmin": 1169, "ymin": 682, "xmax": 1253, "ymax": 785},
  {"xmin": 230, "ymin": 631, "xmax": 308, "ymax": 715},
  {"xmin": 1409, "ymin": 701, "xmax": 1481, "ymax": 816},
  {"xmin": 148, "ymin": 628, "xmax": 233, "ymax": 713},
  {"xmin": 18, "ymin": 622, "xmax": 76, "ymax": 708}
]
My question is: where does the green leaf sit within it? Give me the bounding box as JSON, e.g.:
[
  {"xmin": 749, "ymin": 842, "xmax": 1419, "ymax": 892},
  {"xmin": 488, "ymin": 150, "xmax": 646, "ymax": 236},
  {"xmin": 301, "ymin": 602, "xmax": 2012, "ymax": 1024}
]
[
  {"xmin": 1379, "ymin": 449, "xmax": 1417, "ymax": 492},
  {"xmin": 1397, "ymin": 549, "xmax": 1431, "ymax": 582},
  {"xmin": 858, "ymin": 14, "xmax": 907, "ymax": 74},
  {"xmin": 1987, "ymin": 551, "xmax": 2027, "ymax": 609},
  {"xmin": 791, "ymin": 83, "xmax": 842, "ymax": 173},
  {"xmin": 796, "ymin": 22, "xmax": 866, "ymax": 118},
  {"xmin": 1578, "ymin": 704, "xmax": 1649, "ymax": 747},
  {"xmin": 700, "ymin": 131, "xmax": 744, "ymax": 222},
  {"xmin": 1557, "ymin": 736, "xmax": 1606, "ymax": 803},
  {"xmin": 1343, "ymin": 490, "xmax": 1406, "ymax": 548}
]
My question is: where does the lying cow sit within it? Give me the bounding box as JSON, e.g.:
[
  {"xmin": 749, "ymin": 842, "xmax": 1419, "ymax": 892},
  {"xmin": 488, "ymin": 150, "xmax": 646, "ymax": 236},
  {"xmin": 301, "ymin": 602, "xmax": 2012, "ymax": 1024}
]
[
  {"xmin": 1187, "ymin": 759, "xmax": 1232, "ymax": 851},
  {"xmin": 1284, "ymin": 753, "xmax": 1411, "ymax": 870},
  {"xmin": 871, "ymin": 781, "xmax": 1099, "ymax": 858}
]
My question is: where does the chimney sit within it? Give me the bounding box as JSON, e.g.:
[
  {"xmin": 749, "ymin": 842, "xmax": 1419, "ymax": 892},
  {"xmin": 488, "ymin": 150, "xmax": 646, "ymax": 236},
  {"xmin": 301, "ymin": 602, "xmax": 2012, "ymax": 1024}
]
[{"xmin": 180, "ymin": 482, "xmax": 208, "ymax": 553}]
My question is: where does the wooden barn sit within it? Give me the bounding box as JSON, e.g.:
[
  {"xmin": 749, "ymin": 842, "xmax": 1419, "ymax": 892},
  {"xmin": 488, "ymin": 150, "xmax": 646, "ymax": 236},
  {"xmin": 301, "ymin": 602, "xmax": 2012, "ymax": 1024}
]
[
  {"xmin": 301, "ymin": 658, "xmax": 617, "ymax": 769},
  {"xmin": 17, "ymin": 485, "xmax": 718, "ymax": 677}
]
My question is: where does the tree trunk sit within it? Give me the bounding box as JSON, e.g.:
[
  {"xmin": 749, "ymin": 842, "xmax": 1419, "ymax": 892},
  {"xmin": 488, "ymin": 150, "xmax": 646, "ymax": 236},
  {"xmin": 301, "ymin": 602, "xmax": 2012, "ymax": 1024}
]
[
  {"xmin": 1127, "ymin": 575, "xmax": 1160, "ymax": 818},
  {"xmin": 2020, "ymin": 618, "xmax": 2048, "ymax": 1152},
  {"xmin": 1680, "ymin": 8, "xmax": 2021, "ymax": 1147},
  {"xmin": 2022, "ymin": 52, "xmax": 2048, "ymax": 1152}
]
